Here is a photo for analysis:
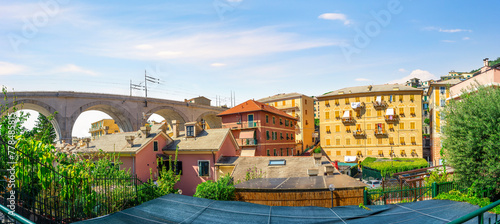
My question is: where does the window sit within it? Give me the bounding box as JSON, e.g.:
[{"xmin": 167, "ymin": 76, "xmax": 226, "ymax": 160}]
[
  {"xmin": 282, "ymin": 100, "xmax": 286, "ymax": 106},
  {"xmin": 186, "ymin": 126, "xmax": 194, "ymax": 137},
  {"xmin": 346, "ymin": 150, "xmax": 351, "ymax": 156},
  {"xmin": 335, "ymin": 125, "xmax": 340, "ymax": 132},
  {"xmin": 367, "ymin": 137, "xmax": 372, "ymax": 144},
  {"xmin": 292, "ymin": 99, "xmax": 296, "ymax": 107},
  {"xmin": 280, "ymin": 148, "xmax": 283, "ymax": 156},
  {"xmin": 368, "ymin": 150, "xmax": 372, "ymax": 155},
  {"xmin": 410, "ymin": 107, "xmax": 415, "ymax": 115},
  {"xmin": 336, "ymin": 151, "xmax": 341, "ymax": 156},
  {"xmin": 305, "ymin": 99, "xmax": 308, "ymax": 104},
  {"xmin": 355, "ymin": 97, "xmax": 360, "ymax": 102},
  {"xmin": 269, "ymin": 159, "xmax": 286, "ymax": 166},
  {"xmin": 326, "ymin": 126, "xmax": 331, "ymax": 133},
  {"xmin": 266, "ymin": 115, "xmax": 269, "ymax": 123},
  {"xmin": 280, "ymin": 118, "xmax": 283, "ymax": 125},
  {"xmin": 399, "ymin": 122, "xmax": 404, "ymax": 130},
  {"xmin": 286, "ymin": 133, "xmax": 289, "ymax": 140},
  {"xmin": 378, "ymin": 138, "xmax": 382, "ymax": 145},
  {"xmin": 355, "ymin": 110, "xmax": 360, "ymax": 117},
  {"xmin": 161, "ymin": 160, "xmax": 182, "ymax": 176},
  {"xmin": 326, "ymin": 139, "xmax": 331, "ymax": 145},
  {"xmin": 153, "ymin": 141, "xmax": 158, "ymax": 151},
  {"xmin": 440, "ymin": 86, "xmax": 446, "ymax": 94},
  {"xmin": 410, "ymin": 95, "xmax": 415, "ymax": 101},
  {"xmin": 273, "ymin": 117, "xmax": 275, "ymax": 124},
  {"xmin": 378, "ymin": 150, "xmax": 383, "ymax": 156},
  {"xmin": 377, "ymin": 110, "xmax": 382, "ymax": 117},
  {"xmin": 411, "ymin": 136, "xmax": 416, "ymax": 144},
  {"xmin": 325, "ymin": 101, "xmax": 330, "ymax": 107},
  {"xmin": 345, "ymin": 98, "xmax": 350, "ymax": 104},
  {"xmin": 400, "ymin": 137, "xmax": 405, "ymax": 144},
  {"xmin": 366, "ymin": 124, "xmax": 372, "ymax": 130},
  {"xmin": 267, "ymin": 149, "xmax": 270, "ymax": 156},
  {"xmin": 399, "ymin": 95, "xmax": 403, "ymax": 101},
  {"xmin": 336, "ymin": 138, "xmax": 340, "ymax": 145},
  {"xmin": 440, "ymin": 99, "xmax": 446, "ymax": 107},
  {"xmin": 198, "ymin": 161, "xmax": 210, "ymax": 176},
  {"xmin": 335, "ymin": 111, "xmax": 340, "ymax": 119},
  {"xmin": 399, "ymin": 108, "xmax": 404, "ymax": 115},
  {"xmin": 292, "ymin": 110, "xmax": 296, "ymax": 117},
  {"xmin": 346, "ymin": 138, "xmax": 351, "ymax": 145},
  {"xmin": 389, "ymin": 137, "xmax": 394, "ymax": 144},
  {"xmin": 335, "ymin": 99, "xmax": 339, "ymax": 105},
  {"xmin": 367, "ymin": 109, "xmax": 371, "ymax": 117},
  {"xmin": 273, "ymin": 149, "xmax": 277, "ymax": 156},
  {"xmin": 346, "ymin": 126, "xmax": 351, "ymax": 132},
  {"xmin": 285, "ymin": 119, "xmax": 289, "ymax": 127},
  {"xmin": 325, "ymin": 112, "xmax": 330, "ymax": 120},
  {"xmin": 280, "ymin": 133, "xmax": 283, "ymax": 140},
  {"xmin": 410, "ymin": 122, "xmax": 416, "ymax": 130},
  {"xmin": 266, "ymin": 131, "xmax": 270, "ymax": 140},
  {"xmin": 356, "ymin": 139, "xmax": 361, "ymax": 145},
  {"xmin": 287, "ymin": 148, "xmax": 289, "ymax": 156},
  {"xmin": 274, "ymin": 102, "xmax": 278, "ymax": 107}
]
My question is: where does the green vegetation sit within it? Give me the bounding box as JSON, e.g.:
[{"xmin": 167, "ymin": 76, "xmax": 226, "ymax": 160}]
[
  {"xmin": 442, "ymin": 84, "xmax": 500, "ymax": 199},
  {"xmin": 424, "ymin": 118, "xmax": 430, "ymax": 125},
  {"xmin": 360, "ymin": 157, "xmax": 428, "ymax": 177},
  {"xmin": 469, "ymin": 57, "xmax": 500, "ymax": 73},
  {"xmin": 314, "ymin": 118, "xmax": 319, "ymax": 127},
  {"xmin": 24, "ymin": 113, "xmax": 57, "ymax": 144},
  {"xmin": 194, "ymin": 174, "xmax": 235, "ymax": 201},
  {"xmin": 358, "ymin": 203, "xmax": 371, "ymax": 210},
  {"xmin": 313, "ymin": 146, "xmax": 322, "ymax": 154},
  {"xmin": 423, "ymin": 167, "xmax": 450, "ymax": 187},
  {"xmin": 243, "ymin": 166, "xmax": 265, "ymax": 182},
  {"xmin": 435, "ymin": 189, "xmax": 500, "ymax": 214}
]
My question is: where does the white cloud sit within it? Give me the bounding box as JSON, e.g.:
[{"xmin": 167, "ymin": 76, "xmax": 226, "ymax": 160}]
[
  {"xmin": 355, "ymin": 78, "xmax": 370, "ymax": 82},
  {"xmin": 52, "ymin": 64, "xmax": 98, "ymax": 76},
  {"xmin": 0, "ymin": 61, "xmax": 26, "ymax": 75},
  {"xmin": 318, "ymin": 13, "xmax": 351, "ymax": 25},
  {"xmin": 441, "ymin": 40, "xmax": 456, "ymax": 43},
  {"xmin": 211, "ymin": 63, "xmax": 226, "ymax": 67},
  {"xmin": 398, "ymin": 68, "xmax": 406, "ymax": 72},
  {"xmin": 135, "ymin": 44, "xmax": 153, "ymax": 50},
  {"xmin": 423, "ymin": 27, "xmax": 472, "ymax": 33},
  {"xmin": 462, "ymin": 37, "xmax": 470, "ymax": 40},
  {"xmin": 390, "ymin": 69, "xmax": 438, "ymax": 84},
  {"xmin": 156, "ymin": 51, "xmax": 183, "ymax": 57},
  {"xmin": 227, "ymin": 0, "xmax": 243, "ymax": 2}
]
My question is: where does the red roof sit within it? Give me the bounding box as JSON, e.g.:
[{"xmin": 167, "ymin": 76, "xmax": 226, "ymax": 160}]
[{"xmin": 217, "ymin": 100, "xmax": 297, "ymax": 120}]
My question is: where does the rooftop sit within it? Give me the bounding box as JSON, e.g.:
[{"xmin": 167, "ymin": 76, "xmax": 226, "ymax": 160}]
[
  {"xmin": 432, "ymin": 79, "xmax": 462, "ymax": 85},
  {"xmin": 257, "ymin": 92, "xmax": 308, "ymax": 103},
  {"xmin": 234, "ymin": 175, "xmax": 367, "ymax": 191},
  {"xmin": 164, "ymin": 128, "xmax": 235, "ymax": 152},
  {"xmin": 217, "ymin": 99, "xmax": 297, "ymax": 120},
  {"xmin": 319, "ymin": 84, "xmax": 421, "ymax": 98}
]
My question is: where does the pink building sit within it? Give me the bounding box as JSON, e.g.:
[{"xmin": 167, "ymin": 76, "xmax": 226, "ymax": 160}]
[
  {"xmin": 162, "ymin": 121, "xmax": 239, "ymax": 196},
  {"xmin": 72, "ymin": 123, "xmax": 172, "ymax": 182},
  {"xmin": 450, "ymin": 58, "xmax": 500, "ymax": 100},
  {"xmin": 217, "ymin": 100, "xmax": 298, "ymax": 157}
]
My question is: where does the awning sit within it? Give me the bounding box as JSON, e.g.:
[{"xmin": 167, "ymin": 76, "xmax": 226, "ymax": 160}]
[
  {"xmin": 376, "ymin": 96, "xmax": 381, "ymax": 103},
  {"xmin": 386, "ymin": 108, "xmax": 394, "ymax": 116},
  {"xmin": 344, "ymin": 156, "xmax": 357, "ymax": 162},
  {"xmin": 239, "ymin": 130, "xmax": 255, "ymax": 139},
  {"xmin": 342, "ymin": 110, "xmax": 350, "ymax": 118},
  {"xmin": 351, "ymin": 102, "xmax": 361, "ymax": 109},
  {"xmin": 240, "ymin": 148, "xmax": 256, "ymax": 156}
]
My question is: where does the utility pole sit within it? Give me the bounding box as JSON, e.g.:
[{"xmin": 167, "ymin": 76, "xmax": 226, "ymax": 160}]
[
  {"xmin": 144, "ymin": 70, "xmax": 160, "ymax": 107},
  {"xmin": 130, "ymin": 79, "xmax": 143, "ymax": 97}
]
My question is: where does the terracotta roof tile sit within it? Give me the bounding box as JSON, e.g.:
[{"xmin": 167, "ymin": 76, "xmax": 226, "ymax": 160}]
[{"xmin": 217, "ymin": 100, "xmax": 297, "ymax": 120}]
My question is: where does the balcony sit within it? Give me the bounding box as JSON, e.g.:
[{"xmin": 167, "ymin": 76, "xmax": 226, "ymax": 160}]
[
  {"xmin": 351, "ymin": 102, "xmax": 365, "ymax": 110},
  {"xmin": 373, "ymin": 100, "xmax": 387, "ymax": 109},
  {"xmin": 222, "ymin": 121, "xmax": 260, "ymax": 129},
  {"xmin": 374, "ymin": 129, "xmax": 387, "ymax": 137},
  {"xmin": 384, "ymin": 115, "xmax": 399, "ymax": 122},
  {"xmin": 353, "ymin": 130, "xmax": 365, "ymax": 137},
  {"xmin": 238, "ymin": 138, "xmax": 258, "ymax": 146},
  {"xmin": 342, "ymin": 116, "xmax": 355, "ymax": 124}
]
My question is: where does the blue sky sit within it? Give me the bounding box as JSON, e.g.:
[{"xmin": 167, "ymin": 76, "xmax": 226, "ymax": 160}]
[{"xmin": 2, "ymin": 0, "xmax": 499, "ymax": 137}]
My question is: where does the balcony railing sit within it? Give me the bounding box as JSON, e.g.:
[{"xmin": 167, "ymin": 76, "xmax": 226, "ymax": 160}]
[
  {"xmin": 384, "ymin": 115, "xmax": 399, "ymax": 122},
  {"xmin": 374, "ymin": 129, "xmax": 387, "ymax": 136},
  {"xmin": 373, "ymin": 100, "xmax": 387, "ymax": 109},
  {"xmin": 222, "ymin": 121, "xmax": 260, "ymax": 129},
  {"xmin": 342, "ymin": 117, "xmax": 355, "ymax": 123},
  {"xmin": 353, "ymin": 130, "xmax": 365, "ymax": 137},
  {"xmin": 238, "ymin": 138, "xmax": 258, "ymax": 146}
]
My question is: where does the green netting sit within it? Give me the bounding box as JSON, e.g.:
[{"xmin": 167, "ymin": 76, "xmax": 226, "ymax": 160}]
[{"xmin": 75, "ymin": 194, "xmax": 498, "ymax": 224}]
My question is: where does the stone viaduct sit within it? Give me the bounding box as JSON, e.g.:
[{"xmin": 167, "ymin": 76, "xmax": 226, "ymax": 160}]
[{"xmin": 2, "ymin": 91, "xmax": 224, "ymax": 143}]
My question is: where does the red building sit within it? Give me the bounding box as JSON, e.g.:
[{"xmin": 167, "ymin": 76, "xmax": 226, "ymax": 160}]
[{"xmin": 217, "ymin": 100, "xmax": 298, "ymax": 156}]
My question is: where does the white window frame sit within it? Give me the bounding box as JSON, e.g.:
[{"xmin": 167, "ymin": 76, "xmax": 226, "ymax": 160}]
[{"xmin": 198, "ymin": 160, "xmax": 210, "ymax": 177}]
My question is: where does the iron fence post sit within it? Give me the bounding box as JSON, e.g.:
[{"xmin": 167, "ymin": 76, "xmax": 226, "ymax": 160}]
[
  {"xmin": 363, "ymin": 189, "xmax": 369, "ymax": 205},
  {"xmin": 432, "ymin": 182, "xmax": 437, "ymax": 198}
]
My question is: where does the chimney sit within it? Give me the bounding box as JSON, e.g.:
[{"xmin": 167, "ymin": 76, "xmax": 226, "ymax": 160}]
[
  {"xmin": 140, "ymin": 125, "xmax": 151, "ymax": 137},
  {"xmin": 83, "ymin": 138, "xmax": 90, "ymax": 148},
  {"xmin": 172, "ymin": 120, "xmax": 179, "ymax": 138},
  {"xmin": 484, "ymin": 58, "xmax": 490, "ymax": 67},
  {"xmin": 125, "ymin": 136, "xmax": 135, "ymax": 147}
]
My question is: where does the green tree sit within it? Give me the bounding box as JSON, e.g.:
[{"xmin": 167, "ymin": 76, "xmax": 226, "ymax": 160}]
[
  {"xmin": 25, "ymin": 113, "xmax": 57, "ymax": 144},
  {"xmin": 442, "ymin": 84, "xmax": 500, "ymax": 199},
  {"xmin": 193, "ymin": 174, "xmax": 235, "ymax": 201}
]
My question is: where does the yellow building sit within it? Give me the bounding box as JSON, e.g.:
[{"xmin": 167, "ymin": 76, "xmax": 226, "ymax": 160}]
[
  {"xmin": 258, "ymin": 93, "xmax": 315, "ymax": 151},
  {"xmin": 317, "ymin": 84, "xmax": 423, "ymax": 162},
  {"xmin": 427, "ymin": 79, "xmax": 460, "ymax": 166},
  {"xmin": 89, "ymin": 119, "xmax": 120, "ymax": 139}
]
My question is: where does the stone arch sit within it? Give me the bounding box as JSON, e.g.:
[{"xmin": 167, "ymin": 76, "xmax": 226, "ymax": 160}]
[
  {"xmin": 146, "ymin": 106, "xmax": 189, "ymax": 131},
  {"xmin": 69, "ymin": 101, "xmax": 136, "ymax": 134},
  {"xmin": 4, "ymin": 99, "xmax": 62, "ymax": 141},
  {"xmin": 196, "ymin": 111, "xmax": 222, "ymax": 129}
]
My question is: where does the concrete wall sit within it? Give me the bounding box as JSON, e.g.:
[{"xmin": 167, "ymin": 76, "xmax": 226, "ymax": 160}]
[
  {"xmin": 175, "ymin": 154, "xmax": 215, "ymax": 196},
  {"xmin": 135, "ymin": 134, "xmax": 170, "ymax": 182}
]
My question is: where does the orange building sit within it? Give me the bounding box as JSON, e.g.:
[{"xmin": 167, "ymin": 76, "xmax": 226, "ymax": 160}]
[{"xmin": 217, "ymin": 100, "xmax": 298, "ymax": 156}]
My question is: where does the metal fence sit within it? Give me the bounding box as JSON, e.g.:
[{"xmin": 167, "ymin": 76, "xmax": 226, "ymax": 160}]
[
  {"xmin": 0, "ymin": 141, "xmax": 156, "ymax": 224},
  {"xmin": 364, "ymin": 181, "xmax": 459, "ymax": 205}
]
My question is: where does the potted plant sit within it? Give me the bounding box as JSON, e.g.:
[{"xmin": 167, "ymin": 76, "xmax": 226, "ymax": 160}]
[{"xmin": 313, "ymin": 147, "xmax": 322, "ymax": 159}]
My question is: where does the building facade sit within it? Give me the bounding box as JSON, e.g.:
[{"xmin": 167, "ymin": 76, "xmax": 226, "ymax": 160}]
[
  {"xmin": 427, "ymin": 79, "xmax": 461, "ymax": 166},
  {"xmin": 317, "ymin": 84, "xmax": 423, "ymax": 162},
  {"xmin": 217, "ymin": 100, "xmax": 298, "ymax": 156},
  {"xmin": 89, "ymin": 119, "xmax": 120, "ymax": 139},
  {"xmin": 257, "ymin": 93, "xmax": 315, "ymax": 150}
]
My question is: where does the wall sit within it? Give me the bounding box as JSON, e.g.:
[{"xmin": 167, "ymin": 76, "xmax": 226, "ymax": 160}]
[
  {"xmin": 135, "ymin": 134, "xmax": 169, "ymax": 182},
  {"xmin": 214, "ymin": 133, "xmax": 238, "ymax": 161},
  {"xmin": 174, "ymin": 154, "xmax": 215, "ymax": 196},
  {"xmin": 235, "ymin": 188, "xmax": 364, "ymax": 207}
]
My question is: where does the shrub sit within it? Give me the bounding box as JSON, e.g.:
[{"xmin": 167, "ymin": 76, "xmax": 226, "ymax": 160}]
[
  {"xmin": 193, "ymin": 174, "xmax": 235, "ymax": 201},
  {"xmin": 313, "ymin": 147, "xmax": 322, "ymax": 154},
  {"xmin": 360, "ymin": 157, "xmax": 428, "ymax": 177}
]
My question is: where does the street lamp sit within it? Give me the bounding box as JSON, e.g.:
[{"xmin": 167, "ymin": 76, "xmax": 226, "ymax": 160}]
[{"xmin": 329, "ymin": 184, "xmax": 335, "ymax": 208}]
